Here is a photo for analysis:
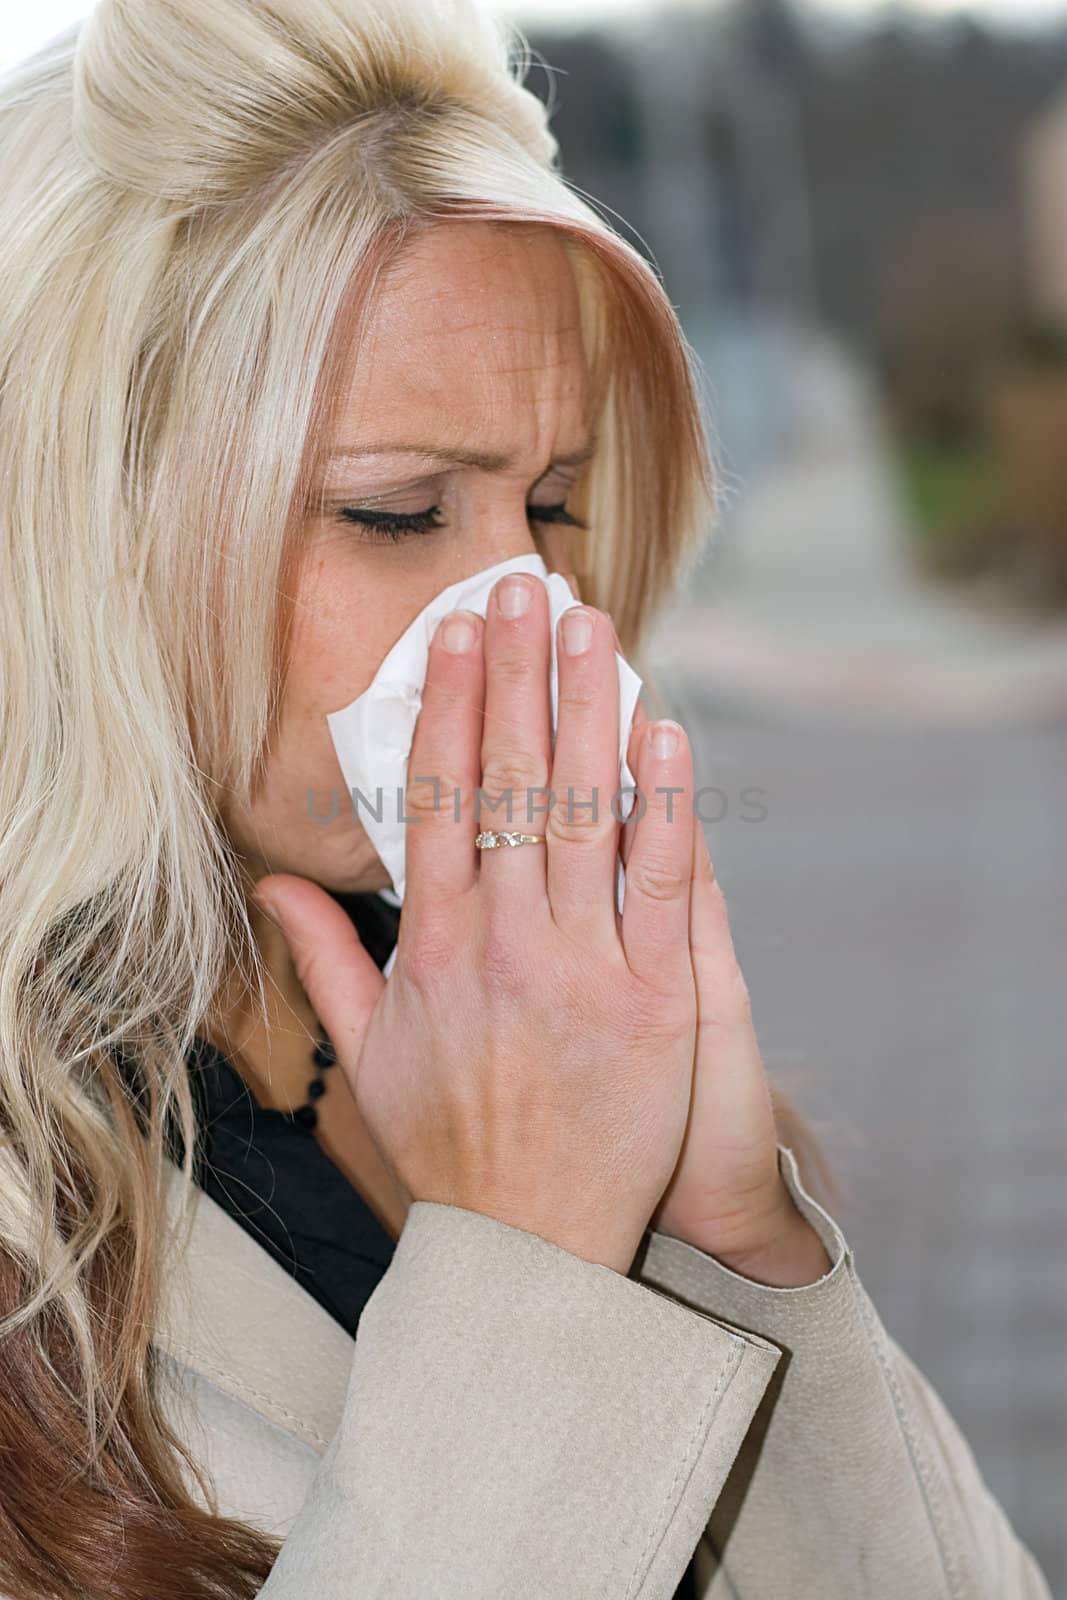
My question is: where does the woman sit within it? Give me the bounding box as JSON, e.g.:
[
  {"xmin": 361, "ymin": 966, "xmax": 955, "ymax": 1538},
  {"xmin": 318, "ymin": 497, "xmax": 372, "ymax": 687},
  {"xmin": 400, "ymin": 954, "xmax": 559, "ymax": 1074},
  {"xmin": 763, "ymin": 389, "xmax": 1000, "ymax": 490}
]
[{"xmin": 0, "ymin": 1, "xmax": 1051, "ymax": 1596}]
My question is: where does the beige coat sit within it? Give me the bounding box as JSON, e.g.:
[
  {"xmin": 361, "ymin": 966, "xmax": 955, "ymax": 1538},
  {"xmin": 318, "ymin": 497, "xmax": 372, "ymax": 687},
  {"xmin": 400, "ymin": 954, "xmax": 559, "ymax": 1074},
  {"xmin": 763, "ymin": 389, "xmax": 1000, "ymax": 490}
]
[{"xmin": 148, "ymin": 1143, "xmax": 1052, "ymax": 1598}]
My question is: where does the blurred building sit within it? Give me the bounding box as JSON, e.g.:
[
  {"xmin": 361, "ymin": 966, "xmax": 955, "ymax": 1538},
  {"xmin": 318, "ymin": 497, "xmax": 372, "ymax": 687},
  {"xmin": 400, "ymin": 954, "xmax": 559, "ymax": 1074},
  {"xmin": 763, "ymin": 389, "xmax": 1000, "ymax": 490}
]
[
  {"xmin": 633, "ymin": 11, "xmax": 817, "ymax": 323},
  {"xmin": 1021, "ymin": 84, "xmax": 1067, "ymax": 325},
  {"xmin": 524, "ymin": 2, "xmax": 819, "ymax": 479},
  {"xmin": 525, "ymin": 3, "xmax": 1067, "ymax": 352}
]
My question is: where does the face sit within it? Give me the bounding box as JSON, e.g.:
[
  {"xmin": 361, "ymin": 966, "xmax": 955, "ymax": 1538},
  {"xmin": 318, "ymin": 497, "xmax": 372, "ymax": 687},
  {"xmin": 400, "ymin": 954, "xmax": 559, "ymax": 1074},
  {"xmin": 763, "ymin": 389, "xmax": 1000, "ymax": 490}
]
[{"xmin": 220, "ymin": 220, "xmax": 595, "ymax": 894}]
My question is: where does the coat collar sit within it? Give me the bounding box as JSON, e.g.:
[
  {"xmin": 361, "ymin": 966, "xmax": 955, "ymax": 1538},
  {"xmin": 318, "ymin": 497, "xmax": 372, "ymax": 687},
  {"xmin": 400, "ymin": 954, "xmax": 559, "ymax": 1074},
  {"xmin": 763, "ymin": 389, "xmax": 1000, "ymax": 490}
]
[
  {"xmin": 154, "ymin": 1156, "xmax": 357, "ymax": 1454},
  {"xmin": 150, "ymin": 889, "xmax": 400, "ymax": 1453}
]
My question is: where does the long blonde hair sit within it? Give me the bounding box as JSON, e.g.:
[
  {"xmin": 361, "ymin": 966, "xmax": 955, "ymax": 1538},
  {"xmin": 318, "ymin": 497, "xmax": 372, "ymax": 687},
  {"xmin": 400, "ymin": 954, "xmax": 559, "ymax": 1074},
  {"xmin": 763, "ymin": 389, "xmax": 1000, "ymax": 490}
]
[{"xmin": 0, "ymin": 3, "xmax": 838, "ymax": 1595}]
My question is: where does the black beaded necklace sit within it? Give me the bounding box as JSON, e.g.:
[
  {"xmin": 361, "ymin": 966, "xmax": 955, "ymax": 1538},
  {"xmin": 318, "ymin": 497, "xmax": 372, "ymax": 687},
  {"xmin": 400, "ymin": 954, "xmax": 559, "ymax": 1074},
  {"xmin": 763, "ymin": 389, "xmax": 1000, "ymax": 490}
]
[{"xmin": 285, "ymin": 1026, "xmax": 338, "ymax": 1133}]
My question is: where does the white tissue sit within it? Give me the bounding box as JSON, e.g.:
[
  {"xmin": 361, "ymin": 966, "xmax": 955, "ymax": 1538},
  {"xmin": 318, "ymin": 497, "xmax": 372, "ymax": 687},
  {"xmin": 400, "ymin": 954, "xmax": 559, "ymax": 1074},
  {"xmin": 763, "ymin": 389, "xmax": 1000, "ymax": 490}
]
[{"xmin": 325, "ymin": 552, "xmax": 643, "ymax": 979}]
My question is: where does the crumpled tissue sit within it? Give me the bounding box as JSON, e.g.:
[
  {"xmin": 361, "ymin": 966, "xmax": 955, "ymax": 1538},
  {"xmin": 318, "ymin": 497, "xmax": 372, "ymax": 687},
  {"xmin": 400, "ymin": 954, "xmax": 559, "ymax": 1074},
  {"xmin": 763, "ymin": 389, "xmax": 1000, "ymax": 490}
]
[{"xmin": 325, "ymin": 552, "xmax": 643, "ymax": 979}]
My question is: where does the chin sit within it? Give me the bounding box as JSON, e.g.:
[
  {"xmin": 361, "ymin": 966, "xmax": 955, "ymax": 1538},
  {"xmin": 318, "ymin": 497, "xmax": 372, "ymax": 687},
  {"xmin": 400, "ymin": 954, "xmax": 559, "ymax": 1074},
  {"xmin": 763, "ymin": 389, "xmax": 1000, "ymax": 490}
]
[
  {"xmin": 317, "ymin": 849, "xmax": 395, "ymax": 898},
  {"xmin": 250, "ymin": 835, "xmax": 395, "ymax": 898}
]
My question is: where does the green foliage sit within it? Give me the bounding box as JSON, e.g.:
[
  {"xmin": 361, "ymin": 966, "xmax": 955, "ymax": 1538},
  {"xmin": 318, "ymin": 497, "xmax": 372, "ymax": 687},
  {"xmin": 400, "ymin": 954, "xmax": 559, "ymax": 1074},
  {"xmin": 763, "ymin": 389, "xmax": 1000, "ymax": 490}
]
[
  {"xmin": 1009, "ymin": 319, "xmax": 1067, "ymax": 373},
  {"xmin": 893, "ymin": 433, "xmax": 1005, "ymax": 574}
]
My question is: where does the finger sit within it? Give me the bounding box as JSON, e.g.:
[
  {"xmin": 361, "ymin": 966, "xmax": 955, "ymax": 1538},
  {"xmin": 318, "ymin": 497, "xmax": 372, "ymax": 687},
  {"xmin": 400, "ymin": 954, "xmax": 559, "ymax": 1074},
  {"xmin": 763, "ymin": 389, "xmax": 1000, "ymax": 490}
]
[
  {"xmin": 562, "ymin": 574, "xmax": 646, "ymax": 734},
  {"xmin": 475, "ymin": 571, "xmax": 555, "ymax": 906},
  {"xmin": 562, "ymin": 578, "xmax": 650, "ymax": 873},
  {"xmin": 689, "ymin": 816, "xmax": 752, "ymax": 1024},
  {"xmin": 560, "ymin": 573, "xmax": 648, "ymax": 875},
  {"xmin": 252, "ymin": 874, "xmax": 384, "ymax": 1063},
  {"xmin": 619, "ymin": 716, "xmax": 694, "ymax": 983},
  {"xmin": 621, "ymin": 695, "xmax": 649, "ymax": 868},
  {"xmin": 546, "ymin": 604, "xmax": 623, "ymax": 946},
  {"xmin": 688, "ymin": 816, "xmax": 772, "ymax": 1156},
  {"xmin": 403, "ymin": 607, "xmax": 486, "ymax": 923}
]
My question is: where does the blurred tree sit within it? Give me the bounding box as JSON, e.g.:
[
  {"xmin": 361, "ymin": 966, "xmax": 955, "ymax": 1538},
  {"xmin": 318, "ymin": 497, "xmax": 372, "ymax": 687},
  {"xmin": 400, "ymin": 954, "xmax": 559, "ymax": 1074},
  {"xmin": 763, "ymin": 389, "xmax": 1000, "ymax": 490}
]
[{"xmin": 877, "ymin": 213, "xmax": 1021, "ymax": 444}]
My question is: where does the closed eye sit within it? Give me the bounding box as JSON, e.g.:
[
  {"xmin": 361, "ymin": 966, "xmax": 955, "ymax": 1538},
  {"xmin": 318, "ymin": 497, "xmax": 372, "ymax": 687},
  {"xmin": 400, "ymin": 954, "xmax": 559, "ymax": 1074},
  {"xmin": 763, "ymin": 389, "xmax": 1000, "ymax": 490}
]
[{"xmin": 337, "ymin": 502, "xmax": 588, "ymax": 544}]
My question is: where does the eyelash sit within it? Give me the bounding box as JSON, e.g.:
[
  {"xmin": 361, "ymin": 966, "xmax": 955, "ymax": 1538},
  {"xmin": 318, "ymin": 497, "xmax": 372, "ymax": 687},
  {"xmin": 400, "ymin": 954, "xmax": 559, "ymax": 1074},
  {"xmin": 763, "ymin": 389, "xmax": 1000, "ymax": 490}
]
[{"xmin": 337, "ymin": 502, "xmax": 588, "ymax": 543}]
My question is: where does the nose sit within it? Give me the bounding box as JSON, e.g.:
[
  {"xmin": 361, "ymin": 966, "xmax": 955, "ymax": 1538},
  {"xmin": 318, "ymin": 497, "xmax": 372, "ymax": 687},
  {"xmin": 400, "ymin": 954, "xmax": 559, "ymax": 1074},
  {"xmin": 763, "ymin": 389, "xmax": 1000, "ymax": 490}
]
[
  {"xmin": 415, "ymin": 492, "xmax": 574, "ymax": 614},
  {"xmin": 444, "ymin": 518, "xmax": 554, "ymax": 601},
  {"xmin": 468, "ymin": 515, "xmax": 543, "ymax": 576}
]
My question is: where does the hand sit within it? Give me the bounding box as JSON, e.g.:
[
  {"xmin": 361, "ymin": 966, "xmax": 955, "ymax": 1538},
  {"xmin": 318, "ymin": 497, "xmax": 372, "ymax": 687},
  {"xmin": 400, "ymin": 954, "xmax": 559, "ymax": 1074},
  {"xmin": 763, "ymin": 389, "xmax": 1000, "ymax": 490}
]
[
  {"xmin": 563, "ymin": 574, "xmax": 833, "ymax": 1289},
  {"xmin": 646, "ymin": 809, "xmax": 832, "ymax": 1285},
  {"xmin": 254, "ymin": 570, "xmax": 703, "ymax": 1277}
]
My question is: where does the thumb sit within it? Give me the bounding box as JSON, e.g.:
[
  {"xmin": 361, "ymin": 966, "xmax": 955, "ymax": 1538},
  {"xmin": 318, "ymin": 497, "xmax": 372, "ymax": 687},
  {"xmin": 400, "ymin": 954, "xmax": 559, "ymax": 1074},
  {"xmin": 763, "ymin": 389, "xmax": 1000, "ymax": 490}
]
[{"xmin": 252, "ymin": 873, "xmax": 384, "ymax": 1064}]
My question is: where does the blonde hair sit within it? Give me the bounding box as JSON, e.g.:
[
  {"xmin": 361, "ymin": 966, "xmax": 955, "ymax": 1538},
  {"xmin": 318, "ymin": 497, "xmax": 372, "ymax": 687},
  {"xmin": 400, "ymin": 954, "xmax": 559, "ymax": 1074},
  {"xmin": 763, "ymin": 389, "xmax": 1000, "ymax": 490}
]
[{"xmin": 0, "ymin": 2, "xmax": 838, "ymax": 1594}]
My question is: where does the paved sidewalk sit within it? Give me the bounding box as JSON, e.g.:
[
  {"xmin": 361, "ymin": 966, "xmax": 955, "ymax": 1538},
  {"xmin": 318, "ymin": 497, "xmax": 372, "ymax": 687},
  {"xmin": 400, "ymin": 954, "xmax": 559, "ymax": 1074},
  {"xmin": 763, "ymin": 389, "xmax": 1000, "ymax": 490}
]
[{"xmin": 648, "ymin": 325, "xmax": 1067, "ymax": 723}]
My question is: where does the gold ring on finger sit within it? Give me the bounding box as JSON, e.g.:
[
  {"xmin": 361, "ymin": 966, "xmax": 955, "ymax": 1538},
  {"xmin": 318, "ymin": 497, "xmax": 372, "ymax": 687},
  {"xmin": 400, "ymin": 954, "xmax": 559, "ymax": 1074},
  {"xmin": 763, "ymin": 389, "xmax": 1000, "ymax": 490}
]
[{"xmin": 474, "ymin": 831, "xmax": 547, "ymax": 850}]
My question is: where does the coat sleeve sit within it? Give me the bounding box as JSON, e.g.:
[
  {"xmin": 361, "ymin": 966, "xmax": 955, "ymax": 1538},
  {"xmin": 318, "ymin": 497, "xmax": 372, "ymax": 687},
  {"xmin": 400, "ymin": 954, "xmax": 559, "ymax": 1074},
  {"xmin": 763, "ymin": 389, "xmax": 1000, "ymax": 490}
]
[
  {"xmin": 630, "ymin": 1144, "xmax": 1054, "ymax": 1600},
  {"xmin": 258, "ymin": 1198, "xmax": 783, "ymax": 1599}
]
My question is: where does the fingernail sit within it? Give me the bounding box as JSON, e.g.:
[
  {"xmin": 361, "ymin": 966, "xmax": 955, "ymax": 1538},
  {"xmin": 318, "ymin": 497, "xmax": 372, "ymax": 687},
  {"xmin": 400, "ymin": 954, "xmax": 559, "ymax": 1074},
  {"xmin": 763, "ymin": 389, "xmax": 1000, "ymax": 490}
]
[
  {"xmin": 648, "ymin": 720, "xmax": 682, "ymax": 759},
  {"xmin": 497, "ymin": 575, "xmax": 533, "ymax": 618},
  {"xmin": 438, "ymin": 610, "xmax": 479, "ymax": 653},
  {"xmin": 561, "ymin": 607, "xmax": 594, "ymax": 655}
]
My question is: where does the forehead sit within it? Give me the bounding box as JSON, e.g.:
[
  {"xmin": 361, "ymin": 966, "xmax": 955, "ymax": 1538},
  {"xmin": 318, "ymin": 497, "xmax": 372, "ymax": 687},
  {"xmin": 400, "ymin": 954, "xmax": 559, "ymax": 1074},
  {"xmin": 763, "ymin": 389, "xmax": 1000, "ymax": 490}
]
[{"xmin": 331, "ymin": 221, "xmax": 592, "ymax": 451}]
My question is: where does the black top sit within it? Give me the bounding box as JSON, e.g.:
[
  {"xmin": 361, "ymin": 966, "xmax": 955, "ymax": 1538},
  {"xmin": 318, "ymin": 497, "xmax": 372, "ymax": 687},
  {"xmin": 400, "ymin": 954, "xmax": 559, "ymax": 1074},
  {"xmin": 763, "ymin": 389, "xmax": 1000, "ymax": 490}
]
[
  {"xmin": 185, "ymin": 886, "xmax": 699, "ymax": 1599},
  {"xmin": 185, "ymin": 888, "xmax": 402, "ymax": 1338}
]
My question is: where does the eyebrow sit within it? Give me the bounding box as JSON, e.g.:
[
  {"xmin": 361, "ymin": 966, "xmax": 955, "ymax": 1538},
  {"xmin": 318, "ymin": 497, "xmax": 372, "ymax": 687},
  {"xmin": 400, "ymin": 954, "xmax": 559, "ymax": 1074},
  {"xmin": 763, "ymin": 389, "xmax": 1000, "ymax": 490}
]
[{"xmin": 325, "ymin": 436, "xmax": 599, "ymax": 471}]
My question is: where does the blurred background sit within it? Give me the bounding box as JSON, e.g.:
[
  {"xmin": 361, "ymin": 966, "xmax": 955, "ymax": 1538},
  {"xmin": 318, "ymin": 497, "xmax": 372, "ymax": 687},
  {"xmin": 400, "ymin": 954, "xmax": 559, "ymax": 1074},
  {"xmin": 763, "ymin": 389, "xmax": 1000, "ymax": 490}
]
[
  {"xmin": 4, "ymin": 0, "xmax": 1066, "ymax": 1588},
  {"xmin": 489, "ymin": 0, "xmax": 1067, "ymax": 1586}
]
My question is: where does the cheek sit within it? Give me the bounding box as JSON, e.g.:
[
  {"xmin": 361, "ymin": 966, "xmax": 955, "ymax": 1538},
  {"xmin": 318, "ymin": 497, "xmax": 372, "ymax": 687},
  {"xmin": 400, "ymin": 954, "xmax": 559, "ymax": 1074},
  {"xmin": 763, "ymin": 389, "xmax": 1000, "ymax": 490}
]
[
  {"xmin": 262, "ymin": 545, "xmax": 416, "ymax": 814},
  {"xmin": 285, "ymin": 546, "xmax": 405, "ymax": 722},
  {"xmin": 242, "ymin": 624, "xmax": 371, "ymax": 848}
]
